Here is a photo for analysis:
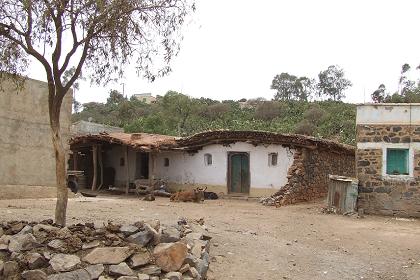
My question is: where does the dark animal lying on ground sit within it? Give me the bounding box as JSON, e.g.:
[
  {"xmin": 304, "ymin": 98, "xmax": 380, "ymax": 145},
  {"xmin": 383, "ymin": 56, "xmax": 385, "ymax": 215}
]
[
  {"xmin": 204, "ymin": 191, "xmax": 218, "ymax": 200},
  {"xmin": 67, "ymin": 178, "xmax": 78, "ymax": 194},
  {"xmin": 170, "ymin": 187, "xmax": 207, "ymax": 202}
]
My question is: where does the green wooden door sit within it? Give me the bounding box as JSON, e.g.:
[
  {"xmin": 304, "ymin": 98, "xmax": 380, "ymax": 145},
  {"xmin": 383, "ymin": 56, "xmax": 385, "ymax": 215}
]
[{"xmin": 229, "ymin": 153, "xmax": 250, "ymax": 194}]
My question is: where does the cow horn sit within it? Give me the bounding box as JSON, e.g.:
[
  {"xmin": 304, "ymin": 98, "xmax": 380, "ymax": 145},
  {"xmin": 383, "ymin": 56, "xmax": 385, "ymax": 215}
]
[{"xmin": 203, "ymin": 187, "xmax": 207, "ymax": 191}]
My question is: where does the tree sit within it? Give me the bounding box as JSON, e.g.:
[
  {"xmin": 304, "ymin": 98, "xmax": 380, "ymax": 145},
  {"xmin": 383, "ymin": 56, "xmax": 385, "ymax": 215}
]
[
  {"xmin": 317, "ymin": 65, "xmax": 352, "ymax": 101},
  {"xmin": 371, "ymin": 84, "xmax": 388, "ymax": 103},
  {"xmin": 161, "ymin": 91, "xmax": 197, "ymax": 136},
  {"xmin": 271, "ymin": 73, "xmax": 314, "ymax": 101},
  {"xmin": 0, "ymin": 0, "xmax": 193, "ymax": 225},
  {"xmin": 254, "ymin": 101, "xmax": 285, "ymax": 121},
  {"xmin": 107, "ymin": 90, "xmax": 126, "ymax": 106}
]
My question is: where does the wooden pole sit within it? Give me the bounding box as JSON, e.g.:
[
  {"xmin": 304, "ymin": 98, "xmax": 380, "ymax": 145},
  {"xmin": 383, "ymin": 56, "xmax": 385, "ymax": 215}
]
[
  {"xmin": 148, "ymin": 152, "xmax": 156, "ymax": 190},
  {"xmin": 125, "ymin": 146, "xmax": 130, "ymax": 194},
  {"xmin": 91, "ymin": 145, "xmax": 98, "ymax": 191},
  {"xmin": 98, "ymin": 145, "xmax": 103, "ymax": 190}
]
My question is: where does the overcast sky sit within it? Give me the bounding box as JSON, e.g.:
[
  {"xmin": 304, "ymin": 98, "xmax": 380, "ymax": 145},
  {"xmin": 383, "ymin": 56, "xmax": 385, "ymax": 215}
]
[{"xmin": 28, "ymin": 0, "xmax": 420, "ymax": 104}]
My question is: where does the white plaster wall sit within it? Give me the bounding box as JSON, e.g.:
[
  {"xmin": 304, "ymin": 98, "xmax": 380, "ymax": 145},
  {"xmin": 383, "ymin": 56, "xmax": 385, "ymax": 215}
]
[
  {"xmin": 357, "ymin": 104, "xmax": 420, "ymax": 125},
  {"xmin": 154, "ymin": 142, "xmax": 295, "ymax": 190},
  {"xmin": 104, "ymin": 146, "xmax": 137, "ymax": 186}
]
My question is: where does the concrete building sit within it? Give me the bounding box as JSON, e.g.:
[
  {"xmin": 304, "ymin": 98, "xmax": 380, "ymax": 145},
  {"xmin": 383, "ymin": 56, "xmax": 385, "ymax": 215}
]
[
  {"xmin": 132, "ymin": 93, "xmax": 156, "ymax": 104},
  {"xmin": 70, "ymin": 130, "xmax": 355, "ymax": 203},
  {"xmin": 357, "ymin": 104, "xmax": 420, "ymax": 217},
  {"xmin": 71, "ymin": 120, "xmax": 123, "ymax": 136},
  {"xmin": 0, "ymin": 76, "xmax": 72, "ymax": 199}
]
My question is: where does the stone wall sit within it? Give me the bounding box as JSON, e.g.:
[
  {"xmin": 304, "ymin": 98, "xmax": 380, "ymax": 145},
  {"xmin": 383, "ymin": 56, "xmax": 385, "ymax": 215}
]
[
  {"xmin": 0, "ymin": 77, "xmax": 72, "ymax": 199},
  {"xmin": 357, "ymin": 124, "xmax": 420, "ymax": 217},
  {"xmin": 270, "ymin": 147, "xmax": 355, "ymax": 206}
]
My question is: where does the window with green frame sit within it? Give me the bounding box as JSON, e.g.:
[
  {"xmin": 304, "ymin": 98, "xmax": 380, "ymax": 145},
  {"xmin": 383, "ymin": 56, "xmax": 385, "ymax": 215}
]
[{"xmin": 386, "ymin": 148, "xmax": 409, "ymax": 175}]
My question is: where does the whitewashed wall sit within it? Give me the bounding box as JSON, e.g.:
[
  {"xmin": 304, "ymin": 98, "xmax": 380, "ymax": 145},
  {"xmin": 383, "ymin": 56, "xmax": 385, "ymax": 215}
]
[
  {"xmin": 154, "ymin": 142, "xmax": 295, "ymax": 190},
  {"xmin": 357, "ymin": 104, "xmax": 420, "ymax": 125},
  {"xmin": 105, "ymin": 145, "xmax": 137, "ymax": 186}
]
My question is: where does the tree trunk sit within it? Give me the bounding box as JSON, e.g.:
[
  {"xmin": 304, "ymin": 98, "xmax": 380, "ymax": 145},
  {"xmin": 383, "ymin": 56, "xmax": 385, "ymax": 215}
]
[{"xmin": 51, "ymin": 119, "xmax": 68, "ymax": 226}]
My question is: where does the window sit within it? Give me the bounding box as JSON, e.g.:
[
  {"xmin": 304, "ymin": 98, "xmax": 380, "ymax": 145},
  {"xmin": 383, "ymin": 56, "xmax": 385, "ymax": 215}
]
[
  {"xmin": 164, "ymin": 158, "xmax": 170, "ymax": 167},
  {"xmin": 386, "ymin": 149, "xmax": 409, "ymax": 175},
  {"xmin": 268, "ymin": 153, "xmax": 278, "ymax": 166},
  {"xmin": 204, "ymin": 154, "xmax": 212, "ymax": 166}
]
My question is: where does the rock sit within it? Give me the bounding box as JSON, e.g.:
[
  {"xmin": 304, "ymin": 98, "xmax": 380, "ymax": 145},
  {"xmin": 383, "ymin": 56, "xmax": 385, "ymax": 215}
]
[
  {"xmin": 130, "ymin": 251, "xmax": 151, "ymax": 268},
  {"xmin": 18, "ymin": 225, "xmax": 33, "ymax": 235},
  {"xmin": 56, "ymin": 227, "xmax": 73, "ymax": 239},
  {"xmin": 139, "ymin": 265, "xmax": 161, "ymax": 276},
  {"xmin": 49, "ymin": 253, "xmax": 81, "ymax": 272},
  {"xmin": 85, "ymin": 264, "xmax": 104, "ymax": 279},
  {"xmin": 8, "ymin": 233, "xmax": 38, "ymax": 252},
  {"xmin": 191, "ymin": 241, "xmax": 203, "ymax": 258},
  {"xmin": 195, "ymin": 252, "xmax": 209, "ymax": 279},
  {"xmin": 179, "ymin": 263, "xmax": 190, "ymax": 273},
  {"xmin": 137, "ymin": 274, "xmax": 150, "ymax": 280},
  {"xmin": 145, "ymin": 220, "xmax": 160, "ymax": 232},
  {"xmin": 165, "ymin": 271, "xmax": 182, "ymax": 280},
  {"xmin": 117, "ymin": 277, "xmax": 138, "ymax": 280},
  {"xmin": 83, "ymin": 247, "xmax": 132, "ymax": 264},
  {"xmin": 185, "ymin": 232, "xmax": 202, "ymax": 241},
  {"xmin": 0, "ymin": 226, "xmax": 3, "ymax": 237},
  {"xmin": 0, "ymin": 259, "xmax": 3, "ymax": 274},
  {"xmin": 82, "ymin": 240, "xmax": 101, "ymax": 250},
  {"xmin": 160, "ymin": 227, "xmax": 180, "ymax": 243},
  {"xmin": 21, "ymin": 269, "xmax": 48, "ymax": 280},
  {"xmin": 47, "ymin": 239, "xmax": 67, "ymax": 251},
  {"xmin": 8, "ymin": 222, "xmax": 25, "ymax": 234},
  {"xmin": 153, "ymin": 242, "xmax": 188, "ymax": 272},
  {"xmin": 109, "ymin": 262, "xmax": 134, "ymax": 276},
  {"xmin": 4, "ymin": 261, "xmax": 19, "ymax": 278},
  {"xmin": 24, "ymin": 252, "xmax": 47, "ymax": 269},
  {"xmin": 98, "ymin": 276, "xmax": 114, "ymax": 280},
  {"xmin": 120, "ymin": 225, "xmax": 139, "ymax": 236},
  {"xmin": 33, "ymin": 224, "xmax": 59, "ymax": 235},
  {"xmin": 47, "ymin": 269, "xmax": 90, "ymax": 280},
  {"xmin": 127, "ymin": 230, "xmax": 154, "ymax": 247},
  {"xmin": 150, "ymin": 277, "xmax": 159, "ymax": 280},
  {"xmin": 187, "ymin": 267, "xmax": 200, "ymax": 280}
]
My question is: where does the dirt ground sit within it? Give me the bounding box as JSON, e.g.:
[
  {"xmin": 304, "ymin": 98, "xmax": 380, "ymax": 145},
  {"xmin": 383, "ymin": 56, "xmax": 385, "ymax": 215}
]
[{"xmin": 1, "ymin": 195, "xmax": 420, "ymax": 280}]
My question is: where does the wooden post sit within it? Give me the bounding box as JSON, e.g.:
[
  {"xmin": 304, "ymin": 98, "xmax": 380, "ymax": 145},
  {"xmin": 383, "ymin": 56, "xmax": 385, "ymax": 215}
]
[
  {"xmin": 91, "ymin": 145, "xmax": 98, "ymax": 191},
  {"xmin": 148, "ymin": 152, "xmax": 156, "ymax": 190},
  {"xmin": 98, "ymin": 145, "xmax": 104, "ymax": 190},
  {"xmin": 125, "ymin": 146, "xmax": 130, "ymax": 194},
  {"xmin": 73, "ymin": 151, "xmax": 78, "ymax": 170}
]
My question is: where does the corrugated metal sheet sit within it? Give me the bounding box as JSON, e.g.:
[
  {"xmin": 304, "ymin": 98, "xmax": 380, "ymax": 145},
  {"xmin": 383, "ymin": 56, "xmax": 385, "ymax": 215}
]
[{"xmin": 327, "ymin": 175, "xmax": 359, "ymax": 214}]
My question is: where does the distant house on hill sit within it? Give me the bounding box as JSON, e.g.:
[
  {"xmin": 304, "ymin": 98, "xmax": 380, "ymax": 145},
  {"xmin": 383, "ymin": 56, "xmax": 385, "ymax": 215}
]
[
  {"xmin": 133, "ymin": 93, "xmax": 156, "ymax": 104},
  {"xmin": 70, "ymin": 130, "xmax": 355, "ymax": 204},
  {"xmin": 0, "ymin": 76, "xmax": 72, "ymax": 199}
]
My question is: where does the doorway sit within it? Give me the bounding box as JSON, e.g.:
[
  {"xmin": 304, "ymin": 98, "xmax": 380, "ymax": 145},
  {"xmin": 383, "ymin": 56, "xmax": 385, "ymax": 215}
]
[
  {"xmin": 228, "ymin": 152, "xmax": 250, "ymax": 194},
  {"xmin": 135, "ymin": 152, "xmax": 149, "ymax": 179}
]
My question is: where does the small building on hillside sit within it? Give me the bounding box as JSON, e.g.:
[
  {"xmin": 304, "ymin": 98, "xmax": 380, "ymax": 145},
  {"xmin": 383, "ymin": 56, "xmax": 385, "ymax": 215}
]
[
  {"xmin": 0, "ymin": 76, "xmax": 72, "ymax": 199},
  {"xmin": 70, "ymin": 130, "xmax": 355, "ymax": 204},
  {"xmin": 133, "ymin": 93, "xmax": 156, "ymax": 104},
  {"xmin": 357, "ymin": 104, "xmax": 420, "ymax": 217}
]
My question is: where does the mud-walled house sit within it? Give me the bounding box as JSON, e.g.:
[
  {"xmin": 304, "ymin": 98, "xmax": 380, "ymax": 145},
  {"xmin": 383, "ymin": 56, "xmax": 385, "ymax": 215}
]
[
  {"xmin": 357, "ymin": 104, "xmax": 420, "ymax": 217},
  {"xmin": 0, "ymin": 76, "xmax": 72, "ymax": 199},
  {"xmin": 70, "ymin": 130, "xmax": 355, "ymax": 203}
]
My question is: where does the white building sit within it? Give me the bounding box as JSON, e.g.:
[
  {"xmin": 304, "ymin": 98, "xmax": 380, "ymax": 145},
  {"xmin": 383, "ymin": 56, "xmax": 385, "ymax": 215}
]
[{"xmin": 132, "ymin": 93, "xmax": 156, "ymax": 104}]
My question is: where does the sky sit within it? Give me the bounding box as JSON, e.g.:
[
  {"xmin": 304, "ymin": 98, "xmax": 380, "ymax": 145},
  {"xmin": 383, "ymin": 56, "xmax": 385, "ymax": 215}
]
[{"xmin": 27, "ymin": 0, "xmax": 420, "ymax": 104}]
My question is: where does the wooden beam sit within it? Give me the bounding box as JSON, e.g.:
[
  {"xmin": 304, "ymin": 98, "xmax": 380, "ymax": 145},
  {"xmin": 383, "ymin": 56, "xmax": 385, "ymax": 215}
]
[
  {"xmin": 98, "ymin": 145, "xmax": 103, "ymax": 190},
  {"xmin": 91, "ymin": 145, "xmax": 98, "ymax": 191},
  {"xmin": 125, "ymin": 145, "xmax": 130, "ymax": 194},
  {"xmin": 149, "ymin": 152, "xmax": 156, "ymax": 190}
]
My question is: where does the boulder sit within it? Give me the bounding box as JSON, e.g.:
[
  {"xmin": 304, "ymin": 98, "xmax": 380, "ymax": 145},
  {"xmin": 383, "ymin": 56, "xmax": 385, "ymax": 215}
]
[
  {"xmin": 3, "ymin": 261, "xmax": 19, "ymax": 278},
  {"xmin": 160, "ymin": 227, "xmax": 180, "ymax": 243},
  {"xmin": 21, "ymin": 269, "xmax": 48, "ymax": 280},
  {"xmin": 137, "ymin": 273, "xmax": 151, "ymax": 280},
  {"xmin": 8, "ymin": 233, "xmax": 38, "ymax": 252},
  {"xmin": 130, "ymin": 251, "xmax": 151, "ymax": 268},
  {"xmin": 165, "ymin": 271, "xmax": 182, "ymax": 280},
  {"xmin": 117, "ymin": 277, "xmax": 138, "ymax": 280},
  {"xmin": 83, "ymin": 247, "xmax": 132, "ymax": 264},
  {"xmin": 18, "ymin": 225, "xmax": 33, "ymax": 235},
  {"xmin": 120, "ymin": 225, "xmax": 139, "ymax": 236},
  {"xmin": 24, "ymin": 252, "xmax": 47, "ymax": 269},
  {"xmin": 145, "ymin": 220, "xmax": 160, "ymax": 232},
  {"xmin": 109, "ymin": 262, "xmax": 134, "ymax": 276},
  {"xmin": 82, "ymin": 240, "xmax": 101, "ymax": 250},
  {"xmin": 47, "ymin": 269, "xmax": 90, "ymax": 280},
  {"xmin": 85, "ymin": 264, "xmax": 104, "ymax": 279},
  {"xmin": 127, "ymin": 229, "xmax": 154, "ymax": 247},
  {"xmin": 49, "ymin": 253, "xmax": 81, "ymax": 272},
  {"xmin": 47, "ymin": 239, "xmax": 67, "ymax": 252},
  {"xmin": 195, "ymin": 252, "xmax": 209, "ymax": 279},
  {"xmin": 139, "ymin": 265, "xmax": 161, "ymax": 276},
  {"xmin": 153, "ymin": 242, "xmax": 188, "ymax": 272},
  {"xmin": 98, "ymin": 277, "xmax": 114, "ymax": 280}
]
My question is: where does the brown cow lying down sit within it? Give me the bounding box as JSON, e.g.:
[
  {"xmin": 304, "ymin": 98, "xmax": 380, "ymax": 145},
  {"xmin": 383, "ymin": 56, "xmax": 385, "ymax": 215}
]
[{"xmin": 170, "ymin": 187, "xmax": 207, "ymax": 202}]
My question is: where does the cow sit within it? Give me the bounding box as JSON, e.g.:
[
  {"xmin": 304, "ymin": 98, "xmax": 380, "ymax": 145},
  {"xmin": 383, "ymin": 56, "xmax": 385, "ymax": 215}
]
[
  {"xmin": 204, "ymin": 191, "xmax": 219, "ymax": 200},
  {"xmin": 170, "ymin": 187, "xmax": 207, "ymax": 203}
]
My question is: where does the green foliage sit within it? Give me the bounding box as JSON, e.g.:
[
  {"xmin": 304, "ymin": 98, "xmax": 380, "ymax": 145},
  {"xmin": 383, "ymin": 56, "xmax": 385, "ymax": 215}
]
[
  {"xmin": 271, "ymin": 73, "xmax": 315, "ymax": 101},
  {"xmin": 73, "ymin": 91, "xmax": 357, "ymax": 145},
  {"xmin": 317, "ymin": 65, "xmax": 352, "ymax": 101}
]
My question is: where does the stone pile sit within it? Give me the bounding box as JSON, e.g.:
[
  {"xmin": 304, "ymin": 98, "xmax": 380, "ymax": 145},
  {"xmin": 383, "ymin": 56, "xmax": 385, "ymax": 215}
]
[{"xmin": 0, "ymin": 218, "xmax": 211, "ymax": 280}]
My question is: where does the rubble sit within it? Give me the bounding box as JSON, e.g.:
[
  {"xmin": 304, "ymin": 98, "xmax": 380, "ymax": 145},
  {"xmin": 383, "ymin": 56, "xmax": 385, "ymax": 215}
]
[{"xmin": 0, "ymin": 218, "xmax": 212, "ymax": 280}]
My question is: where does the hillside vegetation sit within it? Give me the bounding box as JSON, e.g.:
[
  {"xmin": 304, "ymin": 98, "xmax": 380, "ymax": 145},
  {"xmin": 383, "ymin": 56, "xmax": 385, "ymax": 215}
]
[{"xmin": 72, "ymin": 91, "xmax": 357, "ymax": 145}]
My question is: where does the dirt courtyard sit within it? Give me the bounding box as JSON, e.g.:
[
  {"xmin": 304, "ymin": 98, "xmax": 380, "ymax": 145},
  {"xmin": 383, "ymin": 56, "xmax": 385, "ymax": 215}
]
[{"xmin": 1, "ymin": 195, "xmax": 419, "ymax": 280}]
